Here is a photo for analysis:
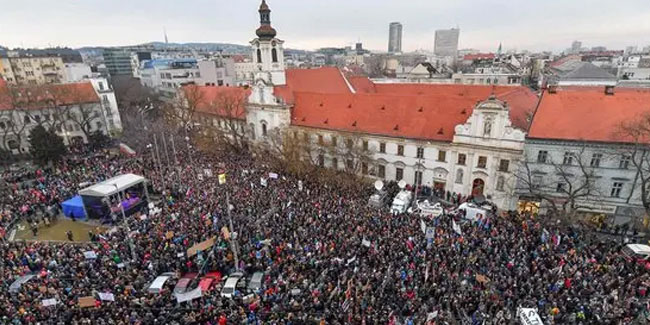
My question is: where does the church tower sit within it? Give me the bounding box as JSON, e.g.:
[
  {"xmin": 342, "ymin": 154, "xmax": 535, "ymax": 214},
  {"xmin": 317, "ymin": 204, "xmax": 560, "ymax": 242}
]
[{"xmin": 246, "ymin": 0, "xmax": 290, "ymax": 140}]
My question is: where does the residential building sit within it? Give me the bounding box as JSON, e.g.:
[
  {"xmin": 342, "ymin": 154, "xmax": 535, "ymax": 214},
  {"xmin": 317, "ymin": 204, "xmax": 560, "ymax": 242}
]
[
  {"xmin": 434, "ymin": 28, "xmax": 460, "ymax": 57},
  {"xmin": 189, "ymin": 1, "xmax": 539, "ymax": 210},
  {"xmin": 388, "ymin": 22, "xmax": 403, "ymax": 54},
  {"xmin": 0, "ymin": 53, "xmax": 66, "ymax": 85},
  {"xmin": 234, "ymin": 60, "xmax": 257, "ymax": 85},
  {"xmin": 103, "ymin": 48, "xmax": 134, "ymax": 76},
  {"xmin": 139, "ymin": 58, "xmax": 199, "ymax": 97},
  {"xmin": 452, "ymin": 66, "xmax": 522, "ymax": 86},
  {"xmin": 0, "ymin": 81, "xmax": 118, "ymax": 153},
  {"xmin": 64, "ymin": 63, "xmax": 93, "ymax": 82},
  {"xmin": 519, "ymin": 86, "xmax": 650, "ymax": 224},
  {"xmin": 546, "ymin": 61, "xmax": 617, "ymax": 86},
  {"xmin": 570, "ymin": 40, "xmax": 582, "ymax": 54},
  {"xmin": 198, "ymin": 56, "xmax": 235, "ymax": 86}
]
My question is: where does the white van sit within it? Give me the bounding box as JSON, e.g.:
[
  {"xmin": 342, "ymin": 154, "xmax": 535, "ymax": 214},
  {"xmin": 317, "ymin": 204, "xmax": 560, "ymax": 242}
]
[
  {"xmin": 221, "ymin": 272, "xmax": 244, "ymax": 298},
  {"xmin": 457, "ymin": 202, "xmax": 488, "ymax": 222},
  {"xmin": 391, "ymin": 190, "xmax": 413, "ymax": 215}
]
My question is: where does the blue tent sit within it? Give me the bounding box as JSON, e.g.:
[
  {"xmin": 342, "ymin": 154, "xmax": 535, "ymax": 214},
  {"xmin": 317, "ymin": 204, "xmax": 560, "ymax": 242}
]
[{"xmin": 61, "ymin": 195, "xmax": 87, "ymax": 220}]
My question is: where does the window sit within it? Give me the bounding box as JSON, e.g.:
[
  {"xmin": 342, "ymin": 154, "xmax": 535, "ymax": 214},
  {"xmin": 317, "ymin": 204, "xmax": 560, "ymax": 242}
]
[
  {"xmin": 0, "ymin": 121, "xmax": 5, "ymax": 129},
  {"xmin": 532, "ymin": 175, "xmax": 542, "ymax": 189},
  {"xmin": 346, "ymin": 139, "xmax": 353, "ymax": 149},
  {"xmin": 499, "ymin": 159, "xmax": 509, "ymax": 172},
  {"xmin": 457, "ymin": 153, "xmax": 466, "ymax": 165},
  {"xmin": 455, "ymin": 169, "xmax": 464, "ymax": 184},
  {"xmin": 362, "ymin": 162, "xmax": 368, "ymax": 175},
  {"xmin": 563, "ymin": 152, "xmax": 573, "ymax": 165},
  {"xmin": 395, "ymin": 167, "xmax": 403, "ymax": 181},
  {"xmin": 620, "ymin": 155, "xmax": 631, "ymax": 169},
  {"xmin": 416, "ymin": 147, "xmax": 424, "ymax": 159},
  {"xmin": 590, "ymin": 153, "xmax": 602, "ymax": 167},
  {"xmin": 272, "ymin": 48, "xmax": 278, "ymax": 63},
  {"xmin": 195, "ymin": 72, "xmax": 201, "ymax": 78},
  {"xmin": 438, "ymin": 150, "xmax": 447, "ymax": 162},
  {"xmin": 378, "ymin": 165, "xmax": 386, "ymax": 178},
  {"xmin": 318, "ymin": 135, "xmax": 324, "ymax": 145},
  {"xmin": 332, "ymin": 158, "xmax": 338, "ymax": 169},
  {"xmin": 25, "ymin": 71, "xmax": 34, "ymax": 77},
  {"xmin": 262, "ymin": 123, "xmax": 267, "ymax": 137},
  {"xmin": 98, "ymin": 82, "xmax": 104, "ymax": 90},
  {"xmin": 611, "ymin": 182, "xmax": 624, "ymax": 198},
  {"xmin": 257, "ymin": 49, "xmax": 262, "ymax": 63},
  {"xmin": 346, "ymin": 159, "xmax": 353, "ymax": 170},
  {"xmin": 331, "ymin": 136, "xmax": 337, "ymax": 146},
  {"xmin": 556, "ymin": 182, "xmax": 566, "ymax": 193},
  {"xmin": 537, "ymin": 150, "xmax": 548, "ymax": 163},
  {"xmin": 414, "ymin": 171, "xmax": 423, "ymax": 186},
  {"xmin": 379, "ymin": 142, "xmax": 386, "ymax": 153},
  {"xmin": 23, "ymin": 115, "xmax": 30, "ymax": 124},
  {"xmin": 496, "ymin": 176, "xmax": 505, "ymax": 191},
  {"xmin": 303, "ymin": 132, "xmax": 309, "ymax": 142},
  {"xmin": 318, "ymin": 154, "xmax": 324, "ymax": 167},
  {"xmin": 397, "ymin": 145, "xmax": 404, "ymax": 156},
  {"xmin": 362, "ymin": 140, "xmax": 368, "ymax": 151},
  {"xmin": 477, "ymin": 156, "xmax": 487, "ymax": 168}
]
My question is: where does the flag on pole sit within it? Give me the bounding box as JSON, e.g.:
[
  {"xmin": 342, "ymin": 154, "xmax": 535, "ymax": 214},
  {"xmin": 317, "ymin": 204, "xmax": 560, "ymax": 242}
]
[{"xmin": 218, "ymin": 173, "xmax": 226, "ymax": 185}]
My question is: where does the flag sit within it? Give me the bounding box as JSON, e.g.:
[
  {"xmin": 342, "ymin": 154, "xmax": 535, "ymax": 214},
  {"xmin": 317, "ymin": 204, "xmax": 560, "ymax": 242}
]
[
  {"xmin": 218, "ymin": 173, "xmax": 226, "ymax": 185},
  {"xmin": 452, "ymin": 220, "xmax": 463, "ymax": 236}
]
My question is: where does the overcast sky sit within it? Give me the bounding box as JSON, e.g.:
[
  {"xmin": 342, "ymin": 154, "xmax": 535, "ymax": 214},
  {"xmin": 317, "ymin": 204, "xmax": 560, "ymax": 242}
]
[{"xmin": 1, "ymin": 0, "xmax": 649, "ymax": 53}]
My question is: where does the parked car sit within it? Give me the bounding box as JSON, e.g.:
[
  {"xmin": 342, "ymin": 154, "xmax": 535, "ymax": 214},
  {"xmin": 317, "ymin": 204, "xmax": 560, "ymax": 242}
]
[
  {"xmin": 173, "ymin": 272, "xmax": 198, "ymax": 294},
  {"xmin": 221, "ymin": 272, "xmax": 244, "ymax": 298},
  {"xmin": 198, "ymin": 271, "xmax": 223, "ymax": 292},
  {"xmin": 248, "ymin": 271, "xmax": 265, "ymax": 292}
]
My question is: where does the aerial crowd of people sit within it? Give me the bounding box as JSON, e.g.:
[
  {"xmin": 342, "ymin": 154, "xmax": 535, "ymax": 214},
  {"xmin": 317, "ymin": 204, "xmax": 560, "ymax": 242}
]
[{"xmin": 1, "ymin": 141, "xmax": 650, "ymax": 324}]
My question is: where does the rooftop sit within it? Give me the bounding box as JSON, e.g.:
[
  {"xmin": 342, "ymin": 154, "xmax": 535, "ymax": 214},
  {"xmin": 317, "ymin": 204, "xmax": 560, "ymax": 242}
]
[{"xmin": 0, "ymin": 82, "xmax": 99, "ymax": 111}]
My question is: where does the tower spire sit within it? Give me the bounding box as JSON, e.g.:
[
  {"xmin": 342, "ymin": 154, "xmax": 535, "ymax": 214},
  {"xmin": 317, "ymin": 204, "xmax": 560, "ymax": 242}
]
[
  {"xmin": 256, "ymin": 0, "xmax": 276, "ymax": 40},
  {"xmin": 164, "ymin": 26, "xmax": 168, "ymax": 44}
]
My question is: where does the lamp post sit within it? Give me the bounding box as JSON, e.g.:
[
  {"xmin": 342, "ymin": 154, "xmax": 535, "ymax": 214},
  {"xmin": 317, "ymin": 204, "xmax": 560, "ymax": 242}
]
[{"xmin": 112, "ymin": 184, "xmax": 137, "ymax": 263}]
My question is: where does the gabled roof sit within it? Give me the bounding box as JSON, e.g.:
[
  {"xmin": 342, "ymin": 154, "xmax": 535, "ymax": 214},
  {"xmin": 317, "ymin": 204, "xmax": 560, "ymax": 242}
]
[
  {"xmin": 190, "ymin": 85, "xmax": 250, "ymax": 120},
  {"xmin": 273, "ymin": 67, "xmax": 353, "ymax": 104},
  {"xmin": 558, "ymin": 62, "xmax": 616, "ymax": 81},
  {"xmin": 291, "ymin": 85, "xmax": 537, "ymax": 142},
  {"xmin": 0, "ymin": 82, "xmax": 99, "ymax": 111},
  {"xmin": 528, "ymin": 87, "xmax": 650, "ymax": 143}
]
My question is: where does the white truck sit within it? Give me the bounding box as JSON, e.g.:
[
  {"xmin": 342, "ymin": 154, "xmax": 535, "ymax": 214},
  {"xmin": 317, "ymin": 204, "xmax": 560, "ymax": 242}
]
[
  {"xmin": 457, "ymin": 202, "xmax": 488, "ymax": 222},
  {"xmin": 391, "ymin": 190, "xmax": 413, "ymax": 215}
]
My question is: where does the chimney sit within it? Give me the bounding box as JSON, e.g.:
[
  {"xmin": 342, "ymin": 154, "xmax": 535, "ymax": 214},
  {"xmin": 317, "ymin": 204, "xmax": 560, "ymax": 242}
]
[
  {"xmin": 605, "ymin": 85, "xmax": 615, "ymax": 95},
  {"xmin": 548, "ymin": 85, "xmax": 558, "ymax": 94}
]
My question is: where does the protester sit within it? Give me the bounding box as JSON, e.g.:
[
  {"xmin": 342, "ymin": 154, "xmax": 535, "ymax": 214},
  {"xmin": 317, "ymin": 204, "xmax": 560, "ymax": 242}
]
[{"xmin": 0, "ymin": 141, "xmax": 648, "ymax": 324}]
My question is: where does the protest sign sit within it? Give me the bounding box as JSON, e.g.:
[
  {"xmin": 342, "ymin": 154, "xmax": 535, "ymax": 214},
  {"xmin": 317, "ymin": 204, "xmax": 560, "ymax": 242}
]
[
  {"xmin": 361, "ymin": 239, "xmax": 371, "ymax": 247},
  {"xmin": 78, "ymin": 296, "xmax": 96, "ymax": 308},
  {"xmin": 187, "ymin": 237, "xmax": 216, "ymax": 257},
  {"xmin": 204, "ymin": 169, "xmax": 213, "ymax": 177},
  {"xmin": 218, "ymin": 173, "xmax": 226, "ymax": 185},
  {"xmin": 425, "ymin": 227, "xmax": 435, "ymax": 239},
  {"xmin": 260, "ymin": 178, "xmax": 268, "ymax": 187},
  {"xmin": 166, "ymin": 231, "xmax": 174, "ymax": 239},
  {"xmin": 518, "ymin": 308, "xmax": 543, "ymax": 325},
  {"xmin": 269, "ymin": 172, "xmax": 278, "ymax": 179},
  {"xmin": 98, "ymin": 292, "xmax": 115, "ymax": 302},
  {"xmin": 298, "ymin": 180, "xmax": 303, "ymax": 191},
  {"xmin": 475, "ymin": 274, "xmax": 490, "ymax": 284},
  {"xmin": 42, "ymin": 298, "xmax": 57, "ymax": 307},
  {"xmin": 83, "ymin": 251, "xmax": 97, "ymax": 259}
]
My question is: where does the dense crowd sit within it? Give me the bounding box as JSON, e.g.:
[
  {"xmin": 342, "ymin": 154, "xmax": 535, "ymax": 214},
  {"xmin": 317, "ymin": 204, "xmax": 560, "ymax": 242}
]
[{"xmin": 1, "ymin": 143, "xmax": 650, "ymax": 324}]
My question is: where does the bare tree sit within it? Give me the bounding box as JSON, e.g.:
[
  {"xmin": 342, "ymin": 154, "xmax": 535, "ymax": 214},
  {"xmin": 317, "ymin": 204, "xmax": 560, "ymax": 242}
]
[
  {"xmin": 514, "ymin": 145, "xmax": 602, "ymax": 222},
  {"xmin": 163, "ymin": 85, "xmax": 205, "ymax": 132},
  {"xmin": 618, "ymin": 113, "xmax": 650, "ymax": 225},
  {"xmin": 196, "ymin": 88, "xmax": 249, "ymax": 153}
]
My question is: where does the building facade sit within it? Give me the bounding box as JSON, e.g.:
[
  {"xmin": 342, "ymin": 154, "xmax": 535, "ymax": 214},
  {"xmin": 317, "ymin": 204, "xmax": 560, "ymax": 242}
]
[
  {"xmin": 103, "ymin": 48, "xmax": 134, "ymax": 76},
  {"xmin": 434, "ymin": 28, "xmax": 460, "ymax": 58},
  {"xmin": 388, "ymin": 22, "xmax": 403, "ymax": 54},
  {"xmin": 0, "ymin": 55, "xmax": 66, "ymax": 85}
]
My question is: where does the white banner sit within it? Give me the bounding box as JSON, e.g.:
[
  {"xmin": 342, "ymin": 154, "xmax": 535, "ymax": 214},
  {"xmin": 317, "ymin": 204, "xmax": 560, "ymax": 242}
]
[
  {"xmin": 98, "ymin": 292, "xmax": 115, "ymax": 302},
  {"xmin": 518, "ymin": 308, "xmax": 543, "ymax": 325},
  {"xmin": 420, "ymin": 219, "xmax": 427, "ymax": 234},
  {"xmin": 361, "ymin": 239, "xmax": 371, "ymax": 247},
  {"xmin": 42, "ymin": 298, "xmax": 58, "ymax": 307},
  {"xmin": 260, "ymin": 178, "xmax": 268, "ymax": 187},
  {"xmin": 269, "ymin": 172, "xmax": 279, "ymax": 179},
  {"xmin": 175, "ymin": 287, "xmax": 202, "ymax": 303},
  {"xmin": 203, "ymin": 169, "xmax": 213, "ymax": 177},
  {"xmin": 83, "ymin": 251, "xmax": 97, "ymax": 259}
]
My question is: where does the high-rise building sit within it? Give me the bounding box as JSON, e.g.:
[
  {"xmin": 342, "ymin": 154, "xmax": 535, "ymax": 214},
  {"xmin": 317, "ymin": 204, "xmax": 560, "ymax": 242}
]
[
  {"xmin": 434, "ymin": 28, "xmax": 460, "ymax": 57},
  {"xmin": 571, "ymin": 41, "xmax": 582, "ymax": 54},
  {"xmin": 388, "ymin": 22, "xmax": 403, "ymax": 54},
  {"xmin": 0, "ymin": 53, "xmax": 66, "ymax": 85},
  {"xmin": 103, "ymin": 48, "xmax": 134, "ymax": 76}
]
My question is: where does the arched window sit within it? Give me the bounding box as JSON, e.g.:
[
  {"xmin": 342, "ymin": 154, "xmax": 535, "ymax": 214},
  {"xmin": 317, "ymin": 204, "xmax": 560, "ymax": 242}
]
[
  {"xmin": 249, "ymin": 123, "xmax": 256, "ymax": 140},
  {"xmin": 262, "ymin": 123, "xmax": 268, "ymax": 137},
  {"xmin": 257, "ymin": 49, "xmax": 262, "ymax": 63},
  {"xmin": 496, "ymin": 176, "xmax": 505, "ymax": 191},
  {"xmin": 455, "ymin": 169, "xmax": 464, "ymax": 184},
  {"xmin": 272, "ymin": 48, "xmax": 278, "ymax": 63}
]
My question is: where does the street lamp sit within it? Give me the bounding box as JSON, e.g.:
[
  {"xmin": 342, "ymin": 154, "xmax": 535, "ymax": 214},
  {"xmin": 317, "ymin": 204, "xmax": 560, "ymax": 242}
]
[{"xmin": 112, "ymin": 183, "xmax": 137, "ymax": 263}]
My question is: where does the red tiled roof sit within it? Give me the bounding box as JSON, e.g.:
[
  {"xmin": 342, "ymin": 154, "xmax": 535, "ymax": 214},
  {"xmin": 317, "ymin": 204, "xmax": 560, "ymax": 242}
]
[
  {"xmin": 0, "ymin": 82, "xmax": 99, "ymax": 111},
  {"xmin": 274, "ymin": 67, "xmax": 352, "ymax": 104},
  {"xmin": 528, "ymin": 87, "xmax": 650, "ymax": 143},
  {"xmin": 189, "ymin": 85, "xmax": 250, "ymax": 120},
  {"xmin": 291, "ymin": 85, "xmax": 538, "ymax": 142},
  {"xmin": 463, "ymin": 53, "xmax": 495, "ymax": 61},
  {"xmin": 348, "ymin": 76, "xmax": 376, "ymax": 94}
]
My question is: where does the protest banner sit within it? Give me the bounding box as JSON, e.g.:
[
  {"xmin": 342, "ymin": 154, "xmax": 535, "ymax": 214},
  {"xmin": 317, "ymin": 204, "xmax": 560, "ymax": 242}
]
[
  {"xmin": 269, "ymin": 172, "xmax": 278, "ymax": 179},
  {"xmin": 83, "ymin": 251, "xmax": 97, "ymax": 259},
  {"xmin": 518, "ymin": 308, "xmax": 543, "ymax": 325},
  {"xmin": 187, "ymin": 237, "xmax": 216, "ymax": 257},
  {"xmin": 475, "ymin": 274, "xmax": 490, "ymax": 284},
  {"xmin": 42, "ymin": 298, "xmax": 57, "ymax": 307},
  {"xmin": 260, "ymin": 178, "xmax": 268, "ymax": 187},
  {"xmin": 361, "ymin": 239, "xmax": 371, "ymax": 247},
  {"xmin": 218, "ymin": 173, "xmax": 226, "ymax": 185},
  {"xmin": 204, "ymin": 169, "xmax": 213, "ymax": 177},
  {"xmin": 78, "ymin": 296, "xmax": 96, "ymax": 308},
  {"xmin": 98, "ymin": 292, "xmax": 115, "ymax": 302}
]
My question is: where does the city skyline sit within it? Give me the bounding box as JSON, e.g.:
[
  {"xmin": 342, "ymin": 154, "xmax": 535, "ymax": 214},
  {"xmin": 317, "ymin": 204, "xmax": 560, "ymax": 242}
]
[{"xmin": 2, "ymin": 0, "xmax": 650, "ymax": 53}]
